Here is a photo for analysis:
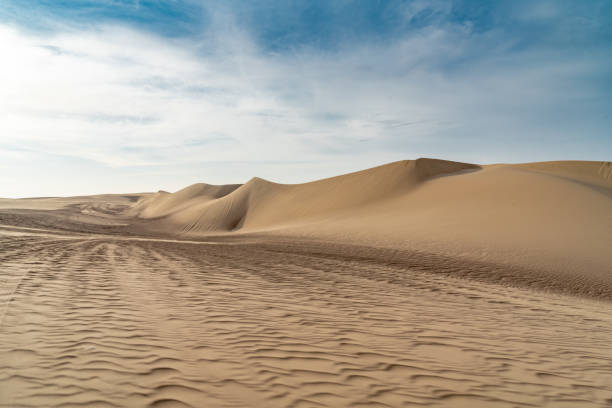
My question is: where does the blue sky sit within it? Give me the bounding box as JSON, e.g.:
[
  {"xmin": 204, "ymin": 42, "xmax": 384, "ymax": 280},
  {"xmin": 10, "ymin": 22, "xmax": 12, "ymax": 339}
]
[{"xmin": 0, "ymin": 1, "xmax": 611, "ymax": 197}]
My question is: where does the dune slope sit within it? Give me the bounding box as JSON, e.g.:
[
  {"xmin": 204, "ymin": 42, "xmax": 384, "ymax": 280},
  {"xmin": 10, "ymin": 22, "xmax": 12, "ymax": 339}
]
[
  {"xmin": 138, "ymin": 158, "xmax": 479, "ymax": 233},
  {"xmin": 130, "ymin": 158, "xmax": 612, "ymax": 298},
  {"xmin": 129, "ymin": 183, "xmax": 241, "ymax": 219},
  {"xmin": 289, "ymin": 160, "xmax": 612, "ymax": 271}
]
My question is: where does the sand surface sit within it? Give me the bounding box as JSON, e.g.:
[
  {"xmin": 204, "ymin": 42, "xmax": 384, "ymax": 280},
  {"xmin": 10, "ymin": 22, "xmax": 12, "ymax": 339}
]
[
  {"xmin": 1, "ymin": 158, "xmax": 612, "ymax": 407},
  {"xmin": 126, "ymin": 159, "xmax": 612, "ymax": 284}
]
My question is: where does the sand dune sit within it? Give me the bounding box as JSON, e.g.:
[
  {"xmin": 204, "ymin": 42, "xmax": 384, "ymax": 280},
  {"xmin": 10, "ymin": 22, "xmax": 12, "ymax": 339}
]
[
  {"xmin": 0, "ymin": 193, "xmax": 143, "ymax": 212},
  {"xmin": 1, "ymin": 158, "xmax": 612, "ymax": 407},
  {"xmin": 126, "ymin": 158, "xmax": 612, "ymax": 295},
  {"xmin": 134, "ymin": 158, "xmax": 479, "ymax": 234},
  {"xmin": 284, "ymin": 160, "xmax": 612, "ymax": 288},
  {"xmin": 1, "ymin": 158, "xmax": 611, "ymax": 297},
  {"xmin": 129, "ymin": 183, "xmax": 241, "ymax": 219}
]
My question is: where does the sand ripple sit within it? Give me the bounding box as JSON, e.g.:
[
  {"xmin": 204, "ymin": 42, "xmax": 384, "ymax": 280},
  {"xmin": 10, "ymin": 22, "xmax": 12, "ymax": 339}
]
[{"xmin": 2, "ymin": 231, "xmax": 612, "ymax": 407}]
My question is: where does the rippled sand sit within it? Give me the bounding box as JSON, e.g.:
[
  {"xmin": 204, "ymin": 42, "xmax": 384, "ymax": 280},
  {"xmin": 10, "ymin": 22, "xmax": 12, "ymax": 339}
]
[{"xmin": 2, "ymin": 226, "xmax": 612, "ymax": 407}]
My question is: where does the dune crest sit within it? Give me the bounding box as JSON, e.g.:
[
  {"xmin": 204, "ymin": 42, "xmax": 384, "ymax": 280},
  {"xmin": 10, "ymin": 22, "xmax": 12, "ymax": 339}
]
[
  {"xmin": 130, "ymin": 183, "xmax": 241, "ymax": 219},
  {"xmin": 139, "ymin": 158, "xmax": 479, "ymax": 234}
]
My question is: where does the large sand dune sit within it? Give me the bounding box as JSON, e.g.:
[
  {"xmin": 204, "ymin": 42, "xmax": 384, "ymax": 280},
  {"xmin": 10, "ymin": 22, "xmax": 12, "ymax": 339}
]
[
  {"xmin": 126, "ymin": 158, "xmax": 612, "ymax": 296},
  {"xmin": 131, "ymin": 158, "xmax": 479, "ymax": 233},
  {"xmin": 1, "ymin": 158, "xmax": 612, "ymax": 407},
  {"xmin": 129, "ymin": 183, "xmax": 241, "ymax": 220}
]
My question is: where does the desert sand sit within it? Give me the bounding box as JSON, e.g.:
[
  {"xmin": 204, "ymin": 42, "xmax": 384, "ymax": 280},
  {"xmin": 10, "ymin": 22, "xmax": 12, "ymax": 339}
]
[{"xmin": 1, "ymin": 158, "xmax": 612, "ymax": 407}]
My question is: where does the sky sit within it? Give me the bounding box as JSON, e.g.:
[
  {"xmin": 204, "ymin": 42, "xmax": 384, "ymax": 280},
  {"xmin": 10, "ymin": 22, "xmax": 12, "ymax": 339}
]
[{"xmin": 0, "ymin": 0, "xmax": 611, "ymax": 197}]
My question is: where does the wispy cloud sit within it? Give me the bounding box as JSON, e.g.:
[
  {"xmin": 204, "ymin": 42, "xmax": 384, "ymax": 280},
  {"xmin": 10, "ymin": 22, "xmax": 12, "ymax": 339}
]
[{"xmin": 0, "ymin": 1, "xmax": 610, "ymax": 197}]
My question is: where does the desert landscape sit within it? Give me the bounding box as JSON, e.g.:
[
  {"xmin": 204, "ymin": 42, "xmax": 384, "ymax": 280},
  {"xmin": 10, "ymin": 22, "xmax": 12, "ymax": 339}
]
[{"xmin": 1, "ymin": 158, "xmax": 612, "ymax": 408}]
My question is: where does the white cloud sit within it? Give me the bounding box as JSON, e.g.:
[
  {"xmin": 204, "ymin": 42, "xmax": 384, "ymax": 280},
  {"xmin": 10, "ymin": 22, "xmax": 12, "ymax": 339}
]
[{"xmin": 0, "ymin": 13, "xmax": 609, "ymax": 197}]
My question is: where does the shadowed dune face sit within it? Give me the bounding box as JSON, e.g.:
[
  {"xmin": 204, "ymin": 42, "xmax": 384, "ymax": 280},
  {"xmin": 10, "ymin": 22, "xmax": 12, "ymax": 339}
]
[
  {"xmin": 137, "ymin": 158, "xmax": 480, "ymax": 234},
  {"xmin": 129, "ymin": 183, "xmax": 241, "ymax": 219}
]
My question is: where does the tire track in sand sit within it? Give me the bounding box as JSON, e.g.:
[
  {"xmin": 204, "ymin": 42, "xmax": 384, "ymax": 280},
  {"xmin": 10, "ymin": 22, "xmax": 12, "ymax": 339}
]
[{"xmin": 2, "ymin": 231, "xmax": 612, "ymax": 407}]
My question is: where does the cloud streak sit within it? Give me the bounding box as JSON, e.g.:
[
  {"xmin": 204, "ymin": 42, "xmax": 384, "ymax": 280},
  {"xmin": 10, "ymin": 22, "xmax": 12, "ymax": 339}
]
[{"xmin": 0, "ymin": 1, "xmax": 610, "ymax": 197}]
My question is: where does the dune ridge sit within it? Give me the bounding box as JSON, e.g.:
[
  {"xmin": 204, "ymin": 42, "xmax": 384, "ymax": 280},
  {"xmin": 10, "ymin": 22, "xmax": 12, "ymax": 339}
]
[
  {"xmin": 120, "ymin": 158, "xmax": 612, "ymax": 299},
  {"xmin": 129, "ymin": 183, "xmax": 241, "ymax": 219},
  {"xmin": 136, "ymin": 158, "xmax": 479, "ymax": 234},
  {"xmin": 133, "ymin": 159, "xmax": 612, "ymax": 240}
]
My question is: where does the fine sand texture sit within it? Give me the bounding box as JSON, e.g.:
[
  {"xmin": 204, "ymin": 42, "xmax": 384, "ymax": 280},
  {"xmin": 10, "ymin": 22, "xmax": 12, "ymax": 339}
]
[{"xmin": 1, "ymin": 158, "xmax": 612, "ymax": 407}]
